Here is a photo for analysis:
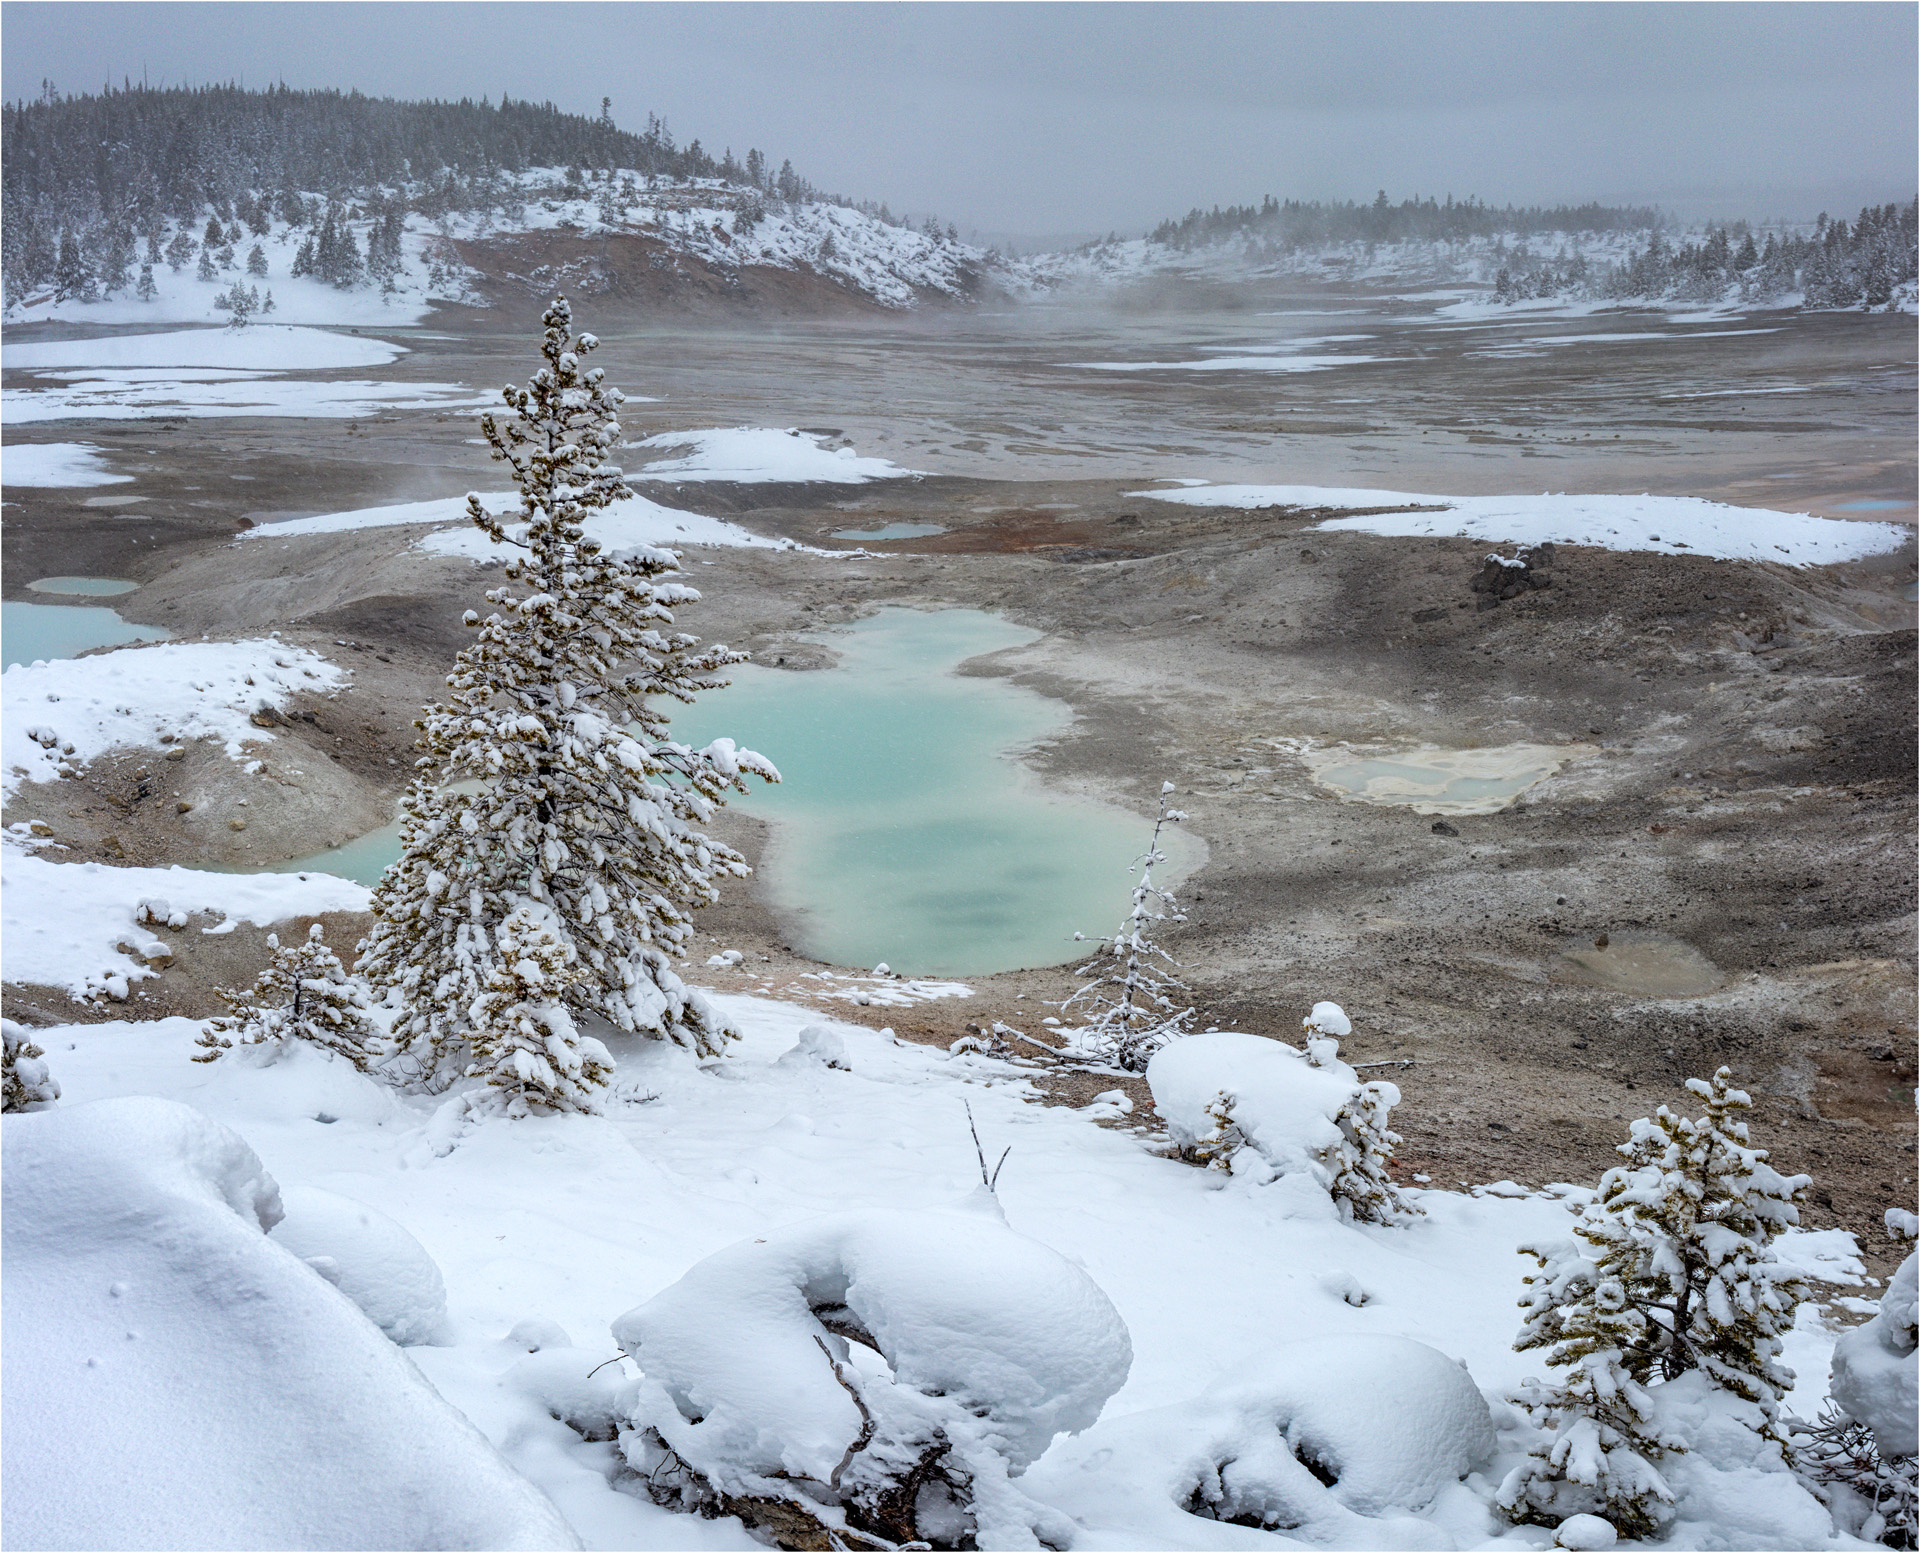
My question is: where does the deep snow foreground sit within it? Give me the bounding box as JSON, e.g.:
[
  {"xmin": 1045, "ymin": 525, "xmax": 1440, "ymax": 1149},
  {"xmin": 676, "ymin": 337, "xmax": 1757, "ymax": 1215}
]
[
  {"xmin": 3, "ymin": 987, "xmax": 1872, "ymax": 1551},
  {"xmin": 1, "ymin": 1096, "xmax": 578, "ymax": 1551},
  {"xmin": 1131, "ymin": 485, "xmax": 1912, "ymax": 567}
]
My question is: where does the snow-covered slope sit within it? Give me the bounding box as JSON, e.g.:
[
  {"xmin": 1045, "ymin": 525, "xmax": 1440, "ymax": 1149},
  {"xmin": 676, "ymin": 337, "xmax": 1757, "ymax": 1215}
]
[
  {"xmin": 4, "ymin": 168, "xmax": 995, "ymax": 327},
  {"xmin": 1, "ymin": 981, "xmax": 1870, "ymax": 1550}
]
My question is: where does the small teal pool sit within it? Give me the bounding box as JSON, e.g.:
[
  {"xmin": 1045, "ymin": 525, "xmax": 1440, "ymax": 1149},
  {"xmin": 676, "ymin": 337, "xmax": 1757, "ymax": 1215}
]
[
  {"xmin": 830, "ymin": 522, "xmax": 947, "ymax": 542},
  {"xmin": 1833, "ymin": 499, "xmax": 1910, "ymax": 512},
  {"xmin": 673, "ymin": 608, "xmax": 1197, "ymax": 976},
  {"xmin": 263, "ymin": 820, "xmax": 406, "ymax": 888},
  {"xmin": 2, "ymin": 601, "xmax": 169, "ymax": 669},
  {"xmin": 28, "ymin": 576, "xmax": 141, "ymax": 596}
]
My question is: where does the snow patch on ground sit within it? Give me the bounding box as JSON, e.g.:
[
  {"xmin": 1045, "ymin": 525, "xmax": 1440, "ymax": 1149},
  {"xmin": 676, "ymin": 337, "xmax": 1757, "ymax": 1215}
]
[
  {"xmin": 1131, "ymin": 483, "xmax": 1913, "ymax": 566},
  {"xmin": 242, "ymin": 493, "xmax": 518, "ymax": 540},
  {"xmin": 3, "ymin": 373, "xmax": 489, "ymax": 424},
  {"xmin": 633, "ymin": 426, "xmax": 925, "ymax": 484},
  {"xmin": 1072, "ymin": 353, "xmax": 1388, "ymax": 374},
  {"xmin": 2, "ymin": 637, "xmax": 348, "ymax": 797},
  {"xmin": 2, "ymin": 324, "xmax": 488, "ymax": 423},
  {"xmin": 420, "ymin": 491, "xmax": 805, "ymax": 559},
  {"xmin": 0, "ymin": 852, "xmax": 369, "ymax": 997},
  {"xmin": 3, "ymin": 325, "xmax": 405, "ymax": 372},
  {"xmin": 2, "ymin": 441, "xmax": 134, "ymax": 487}
]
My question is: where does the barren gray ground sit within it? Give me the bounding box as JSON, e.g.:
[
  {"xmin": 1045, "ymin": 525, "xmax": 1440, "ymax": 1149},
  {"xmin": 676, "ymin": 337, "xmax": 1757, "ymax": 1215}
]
[{"xmin": 4, "ymin": 287, "xmax": 1914, "ymax": 1271}]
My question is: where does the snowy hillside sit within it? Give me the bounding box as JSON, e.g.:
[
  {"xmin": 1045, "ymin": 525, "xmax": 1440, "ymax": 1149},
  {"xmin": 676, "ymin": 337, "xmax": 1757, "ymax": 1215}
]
[
  {"xmin": 1017, "ymin": 229, "xmax": 1651, "ymax": 297},
  {"xmin": 1020, "ymin": 209, "xmax": 1918, "ymax": 315},
  {"xmin": 3, "ymin": 167, "xmax": 995, "ymax": 328}
]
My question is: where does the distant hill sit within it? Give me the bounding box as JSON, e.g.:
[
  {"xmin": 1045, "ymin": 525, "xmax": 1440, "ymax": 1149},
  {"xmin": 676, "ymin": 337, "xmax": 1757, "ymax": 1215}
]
[
  {"xmin": 1025, "ymin": 189, "xmax": 1917, "ymax": 313},
  {"xmin": 0, "ymin": 83, "xmax": 992, "ymax": 317}
]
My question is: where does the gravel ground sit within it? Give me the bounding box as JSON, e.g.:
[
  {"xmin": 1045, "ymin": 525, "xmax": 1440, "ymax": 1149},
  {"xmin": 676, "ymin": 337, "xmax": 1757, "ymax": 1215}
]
[{"xmin": 5, "ymin": 292, "xmax": 1912, "ymax": 1271}]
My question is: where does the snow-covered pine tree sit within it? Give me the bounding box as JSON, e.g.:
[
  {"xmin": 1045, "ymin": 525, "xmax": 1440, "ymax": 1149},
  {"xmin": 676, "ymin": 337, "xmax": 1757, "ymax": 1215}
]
[
  {"xmin": 1499, "ymin": 1239, "xmax": 1681, "ymax": 1537},
  {"xmin": 53, "ymin": 230, "xmax": 93, "ymax": 301},
  {"xmin": 465, "ymin": 901, "xmax": 612, "ymax": 1116},
  {"xmin": 135, "ymin": 262, "xmax": 157, "ymax": 302},
  {"xmin": 1499, "ymin": 1067, "xmax": 1811, "ymax": 1534},
  {"xmin": 194, "ymin": 923, "xmax": 383, "ymax": 1069},
  {"xmin": 3, "ymin": 1019, "xmax": 61, "ymax": 1111},
  {"xmin": 1059, "ymin": 781, "xmax": 1195, "ymax": 1071},
  {"xmin": 360, "ymin": 296, "xmax": 777, "ymax": 1088}
]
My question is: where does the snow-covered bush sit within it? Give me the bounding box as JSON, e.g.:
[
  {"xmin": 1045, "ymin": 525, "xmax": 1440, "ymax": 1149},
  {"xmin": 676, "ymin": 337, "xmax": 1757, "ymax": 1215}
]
[
  {"xmin": 194, "ymin": 921, "xmax": 383, "ymax": 1070},
  {"xmin": 1059, "ymin": 781, "xmax": 1194, "ymax": 1071},
  {"xmin": 1027, "ymin": 1335, "xmax": 1493, "ymax": 1545},
  {"xmin": 1147, "ymin": 1007, "xmax": 1416, "ymax": 1224},
  {"xmin": 2, "ymin": 1096, "xmax": 574, "ymax": 1549},
  {"xmin": 464, "ymin": 900, "xmax": 612, "ymax": 1116},
  {"xmin": 362, "ymin": 297, "xmax": 777, "ymax": 1087},
  {"xmin": 2, "ymin": 1019, "xmax": 60, "ymax": 1111},
  {"xmin": 611, "ymin": 1195, "xmax": 1131, "ymax": 1548},
  {"xmin": 1498, "ymin": 1067, "xmax": 1811, "ymax": 1537},
  {"xmin": 1831, "ymin": 1251, "xmax": 1919, "ymax": 1460},
  {"xmin": 1794, "ymin": 1252, "xmax": 1918, "ymax": 1547},
  {"xmin": 1792, "ymin": 1400, "xmax": 1917, "ymax": 1549},
  {"xmin": 269, "ymin": 1184, "xmax": 450, "ymax": 1346}
]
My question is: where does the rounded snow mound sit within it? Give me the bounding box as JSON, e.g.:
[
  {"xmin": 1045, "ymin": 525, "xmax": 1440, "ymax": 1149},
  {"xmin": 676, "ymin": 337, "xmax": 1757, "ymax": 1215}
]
[
  {"xmin": 1830, "ymin": 1251, "xmax": 1918, "ymax": 1458},
  {"xmin": 1, "ymin": 1096, "xmax": 575, "ymax": 1551},
  {"xmin": 1026, "ymin": 1334, "xmax": 1493, "ymax": 1545},
  {"xmin": 1149, "ymin": 1030, "xmax": 1370, "ymax": 1181},
  {"xmin": 614, "ymin": 1192, "xmax": 1131, "ymax": 1475},
  {"xmin": 1203, "ymin": 1335, "xmax": 1495, "ymax": 1516},
  {"xmin": 613, "ymin": 1193, "xmax": 1129, "ymax": 1547},
  {"xmin": 271, "ymin": 1183, "xmax": 449, "ymax": 1346}
]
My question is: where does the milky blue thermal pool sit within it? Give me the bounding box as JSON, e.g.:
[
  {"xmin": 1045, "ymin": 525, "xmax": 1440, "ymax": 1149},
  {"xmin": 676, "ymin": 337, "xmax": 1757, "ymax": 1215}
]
[
  {"xmin": 673, "ymin": 608, "xmax": 1196, "ymax": 976},
  {"xmin": 2, "ymin": 596, "xmax": 169, "ymax": 669},
  {"xmin": 830, "ymin": 522, "xmax": 947, "ymax": 541}
]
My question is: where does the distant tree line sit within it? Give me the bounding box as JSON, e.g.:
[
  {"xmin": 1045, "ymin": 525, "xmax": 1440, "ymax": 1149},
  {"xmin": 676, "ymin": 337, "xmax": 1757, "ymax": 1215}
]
[
  {"xmin": 1494, "ymin": 200, "xmax": 1918, "ymax": 309},
  {"xmin": 1, "ymin": 81, "xmax": 947, "ymax": 303},
  {"xmin": 1146, "ymin": 189, "xmax": 1663, "ymax": 251}
]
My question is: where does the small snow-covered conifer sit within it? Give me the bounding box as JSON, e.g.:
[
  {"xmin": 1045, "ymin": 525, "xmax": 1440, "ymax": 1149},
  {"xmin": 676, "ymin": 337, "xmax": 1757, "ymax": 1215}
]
[
  {"xmin": 361, "ymin": 297, "xmax": 777, "ymax": 1088},
  {"xmin": 195, "ymin": 923, "xmax": 383, "ymax": 1069},
  {"xmin": 1498, "ymin": 1067, "xmax": 1810, "ymax": 1535},
  {"xmin": 3, "ymin": 1020, "xmax": 61, "ymax": 1111},
  {"xmin": 1060, "ymin": 781, "xmax": 1195, "ymax": 1071},
  {"xmin": 465, "ymin": 901, "xmax": 612, "ymax": 1116},
  {"xmin": 135, "ymin": 262, "xmax": 157, "ymax": 302}
]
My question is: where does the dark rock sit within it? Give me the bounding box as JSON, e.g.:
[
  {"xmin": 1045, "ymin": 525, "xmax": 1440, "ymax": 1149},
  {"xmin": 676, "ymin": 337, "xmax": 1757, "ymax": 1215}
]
[
  {"xmin": 1431, "ymin": 820, "xmax": 1459, "ymax": 836},
  {"xmin": 1469, "ymin": 545, "xmax": 1556, "ymax": 608}
]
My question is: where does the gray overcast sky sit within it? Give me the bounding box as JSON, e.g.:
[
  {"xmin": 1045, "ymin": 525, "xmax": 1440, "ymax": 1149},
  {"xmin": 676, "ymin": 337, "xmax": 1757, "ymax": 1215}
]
[{"xmin": 3, "ymin": 3, "xmax": 1913, "ymax": 241}]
